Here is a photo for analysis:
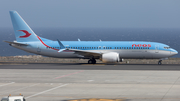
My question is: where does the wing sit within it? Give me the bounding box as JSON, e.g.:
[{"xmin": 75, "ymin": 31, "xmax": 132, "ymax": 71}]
[
  {"xmin": 57, "ymin": 39, "xmax": 102, "ymax": 58},
  {"xmin": 62, "ymin": 49, "xmax": 102, "ymax": 58}
]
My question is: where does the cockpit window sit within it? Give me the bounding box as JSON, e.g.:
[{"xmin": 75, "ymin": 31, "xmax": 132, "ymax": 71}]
[{"xmin": 164, "ymin": 47, "xmax": 170, "ymax": 49}]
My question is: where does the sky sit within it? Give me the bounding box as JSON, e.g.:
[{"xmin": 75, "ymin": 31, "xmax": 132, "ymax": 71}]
[{"xmin": 0, "ymin": 0, "xmax": 180, "ymax": 28}]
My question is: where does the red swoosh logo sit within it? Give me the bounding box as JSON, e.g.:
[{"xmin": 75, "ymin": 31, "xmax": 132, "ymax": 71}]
[
  {"xmin": 19, "ymin": 30, "xmax": 31, "ymax": 38},
  {"xmin": 37, "ymin": 36, "xmax": 59, "ymax": 51}
]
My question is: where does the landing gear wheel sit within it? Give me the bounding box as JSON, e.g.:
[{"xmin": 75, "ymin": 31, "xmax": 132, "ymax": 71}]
[
  {"xmin": 158, "ymin": 60, "xmax": 162, "ymax": 65},
  {"xmin": 88, "ymin": 59, "xmax": 96, "ymax": 64},
  {"xmin": 92, "ymin": 59, "xmax": 96, "ymax": 64},
  {"xmin": 88, "ymin": 60, "xmax": 93, "ymax": 64}
]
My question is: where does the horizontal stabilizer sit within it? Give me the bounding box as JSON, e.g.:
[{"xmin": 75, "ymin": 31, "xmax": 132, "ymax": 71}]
[{"xmin": 4, "ymin": 41, "xmax": 28, "ymax": 46}]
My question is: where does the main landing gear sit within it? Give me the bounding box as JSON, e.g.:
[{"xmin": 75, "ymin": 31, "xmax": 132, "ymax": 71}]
[
  {"xmin": 158, "ymin": 60, "xmax": 162, "ymax": 65},
  {"xmin": 88, "ymin": 59, "xmax": 96, "ymax": 64}
]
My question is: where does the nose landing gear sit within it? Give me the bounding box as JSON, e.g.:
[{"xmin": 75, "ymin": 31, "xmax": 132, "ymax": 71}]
[
  {"xmin": 158, "ymin": 58, "xmax": 168, "ymax": 65},
  {"xmin": 158, "ymin": 60, "xmax": 162, "ymax": 65},
  {"xmin": 88, "ymin": 59, "xmax": 96, "ymax": 64}
]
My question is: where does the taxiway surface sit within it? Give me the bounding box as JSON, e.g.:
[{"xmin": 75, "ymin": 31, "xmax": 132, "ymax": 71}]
[{"xmin": 0, "ymin": 63, "xmax": 180, "ymax": 101}]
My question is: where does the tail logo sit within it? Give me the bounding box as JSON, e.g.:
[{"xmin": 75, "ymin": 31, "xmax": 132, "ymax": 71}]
[{"xmin": 18, "ymin": 30, "xmax": 31, "ymax": 38}]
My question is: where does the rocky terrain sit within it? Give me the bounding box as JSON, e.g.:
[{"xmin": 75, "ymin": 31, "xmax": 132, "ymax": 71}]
[{"xmin": 0, "ymin": 55, "xmax": 180, "ymax": 64}]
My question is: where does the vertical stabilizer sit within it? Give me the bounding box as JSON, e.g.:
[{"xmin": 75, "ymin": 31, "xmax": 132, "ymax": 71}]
[{"xmin": 9, "ymin": 11, "xmax": 39, "ymax": 42}]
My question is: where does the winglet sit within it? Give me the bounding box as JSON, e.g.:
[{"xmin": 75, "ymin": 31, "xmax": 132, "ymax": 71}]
[
  {"xmin": 57, "ymin": 39, "xmax": 65, "ymax": 52},
  {"xmin": 57, "ymin": 39, "xmax": 65, "ymax": 48},
  {"xmin": 78, "ymin": 38, "xmax": 81, "ymax": 41}
]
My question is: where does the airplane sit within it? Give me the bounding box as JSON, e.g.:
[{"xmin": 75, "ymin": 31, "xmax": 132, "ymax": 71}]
[{"xmin": 5, "ymin": 11, "xmax": 178, "ymax": 65}]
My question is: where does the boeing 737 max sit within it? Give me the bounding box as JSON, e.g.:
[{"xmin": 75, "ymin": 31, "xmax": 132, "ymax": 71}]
[{"xmin": 5, "ymin": 11, "xmax": 178, "ymax": 65}]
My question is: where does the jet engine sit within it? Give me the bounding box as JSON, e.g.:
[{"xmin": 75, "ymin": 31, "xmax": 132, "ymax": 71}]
[{"xmin": 102, "ymin": 52, "xmax": 120, "ymax": 63}]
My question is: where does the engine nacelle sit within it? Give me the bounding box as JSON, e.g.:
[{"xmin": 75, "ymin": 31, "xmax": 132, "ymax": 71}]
[{"xmin": 102, "ymin": 52, "xmax": 120, "ymax": 63}]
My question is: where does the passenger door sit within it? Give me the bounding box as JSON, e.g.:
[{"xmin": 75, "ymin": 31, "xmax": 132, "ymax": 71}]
[{"xmin": 155, "ymin": 45, "xmax": 159, "ymax": 53}]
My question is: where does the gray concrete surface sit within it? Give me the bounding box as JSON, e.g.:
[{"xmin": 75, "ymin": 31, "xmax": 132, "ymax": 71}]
[{"xmin": 0, "ymin": 64, "xmax": 180, "ymax": 101}]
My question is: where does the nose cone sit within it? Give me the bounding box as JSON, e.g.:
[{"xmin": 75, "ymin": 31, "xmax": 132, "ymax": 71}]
[{"xmin": 171, "ymin": 49, "xmax": 178, "ymax": 56}]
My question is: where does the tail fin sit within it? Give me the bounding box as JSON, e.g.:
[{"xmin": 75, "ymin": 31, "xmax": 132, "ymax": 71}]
[{"xmin": 9, "ymin": 11, "xmax": 39, "ymax": 42}]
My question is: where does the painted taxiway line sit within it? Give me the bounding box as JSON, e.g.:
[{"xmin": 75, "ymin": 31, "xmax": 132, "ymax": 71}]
[
  {"xmin": 0, "ymin": 83, "xmax": 40, "ymax": 95},
  {"xmin": 0, "ymin": 82, "xmax": 15, "ymax": 87},
  {"xmin": 26, "ymin": 83, "xmax": 69, "ymax": 99},
  {"xmin": 55, "ymin": 70, "xmax": 84, "ymax": 79}
]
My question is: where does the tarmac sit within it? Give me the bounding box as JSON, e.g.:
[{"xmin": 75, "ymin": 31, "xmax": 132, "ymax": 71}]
[{"xmin": 0, "ymin": 63, "xmax": 180, "ymax": 101}]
